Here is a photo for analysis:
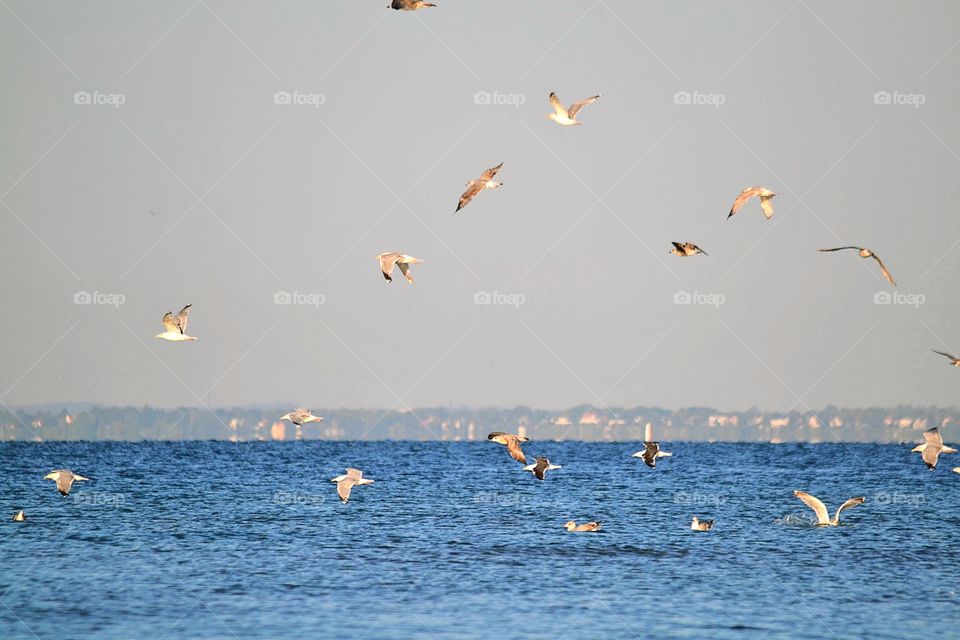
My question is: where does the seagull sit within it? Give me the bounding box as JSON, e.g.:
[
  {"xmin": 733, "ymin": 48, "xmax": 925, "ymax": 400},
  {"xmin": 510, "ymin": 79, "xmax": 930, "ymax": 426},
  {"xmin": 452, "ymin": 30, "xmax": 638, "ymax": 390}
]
[
  {"xmin": 632, "ymin": 441, "xmax": 672, "ymax": 468},
  {"xmin": 281, "ymin": 408, "xmax": 324, "ymax": 426},
  {"xmin": 44, "ymin": 469, "xmax": 90, "ymax": 496},
  {"xmin": 12, "ymin": 511, "xmax": 24, "ymax": 522},
  {"xmin": 727, "ymin": 187, "xmax": 776, "ymax": 220},
  {"xmin": 953, "ymin": 467, "xmax": 960, "ymax": 474},
  {"xmin": 564, "ymin": 520, "xmax": 602, "ymax": 532},
  {"xmin": 487, "ymin": 432, "xmax": 529, "ymax": 464},
  {"xmin": 931, "ymin": 350, "xmax": 960, "ymax": 367},
  {"xmin": 670, "ymin": 242, "xmax": 708, "ymax": 257},
  {"xmin": 690, "ymin": 516, "xmax": 714, "ymax": 531},
  {"xmin": 388, "ymin": 0, "xmax": 436, "ymax": 10},
  {"xmin": 546, "ymin": 92, "xmax": 600, "ymax": 126},
  {"xmin": 456, "ymin": 162, "xmax": 503, "ymax": 213},
  {"xmin": 793, "ymin": 490, "xmax": 865, "ymax": 526},
  {"xmin": 818, "ymin": 247, "xmax": 896, "ymax": 286},
  {"xmin": 524, "ymin": 457, "xmax": 561, "ymax": 480},
  {"xmin": 155, "ymin": 304, "xmax": 197, "ymax": 341},
  {"xmin": 377, "ymin": 253, "xmax": 423, "ymax": 284},
  {"xmin": 330, "ymin": 468, "xmax": 374, "ymax": 503},
  {"xmin": 911, "ymin": 427, "xmax": 957, "ymax": 470}
]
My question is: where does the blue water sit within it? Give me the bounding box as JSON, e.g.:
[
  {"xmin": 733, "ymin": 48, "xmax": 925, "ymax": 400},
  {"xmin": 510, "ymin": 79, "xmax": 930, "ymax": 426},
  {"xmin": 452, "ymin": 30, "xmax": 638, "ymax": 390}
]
[{"xmin": 1, "ymin": 441, "xmax": 958, "ymax": 639}]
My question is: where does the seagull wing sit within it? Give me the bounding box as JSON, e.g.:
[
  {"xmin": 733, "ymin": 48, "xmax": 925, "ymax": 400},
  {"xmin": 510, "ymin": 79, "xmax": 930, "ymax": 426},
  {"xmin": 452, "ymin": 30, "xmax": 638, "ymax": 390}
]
[
  {"xmin": 174, "ymin": 304, "xmax": 192, "ymax": 333},
  {"xmin": 479, "ymin": 163, "xmax": 503, "ymax": 181},
  {"xmin": 922, "ymin": 447, "xmax": 941, "ymax": 469},
  {"xmin": 567, "ymin": 95, "xmax": 599, "ymax": 119},
  {"xmin": 162, "ymin": 312, "xmax": 178, "ymax": 333},
  {"xmin": 760, "ymin": 195, "xmax": 774, "ymax": 219},
  {"xmin": 869, "ymin": 253, "xmax": 896, "ymax": 286},
  {"xmin": 794, "ymin": 490, "xmax": 830, "ymax": 525},
  {"xmin": 457, "ymin": 182, "xmax": 483, "ymax": 212},
  {"xmin": 728, "ymin": 188, "xmax": 759, "ymax": 218},
  {"xmin": 337, "ymin": 478, "xmax": 357, "ymax": 503},
  {"xmin": 505, "ymin": 437, "xmax": 527, "ymax": 464},
  {"xmin": 346, "ymin": 468, "xmax": 364, "ymax": 479},
  {"xmin": 818, "ymin": 246, "xmax": 861, "ymax": 252},
  {"xmin": 834, "ymin": 497, "xmax": 865, "ymax": 523},
  {"xmin": 397, "ymin": 261, "xmax": 414, "ymax": 283},
  {"xmin": 931, "ymin": 350, "xmax": 958, "ymax": 361},
  {"xmin": 671, "ymin": 242, "xmax": 684, "ymax": 251},
  {"xmin": 923, "ymin": 428, "xmax": 943, "ymax": 447},
  {"xmin": 379, "ymin": 253, "xmax": 398, "ymax": 281},
  {"xmin": 549, "ymin": 92, "xmax": 567, "ymax": 117}
]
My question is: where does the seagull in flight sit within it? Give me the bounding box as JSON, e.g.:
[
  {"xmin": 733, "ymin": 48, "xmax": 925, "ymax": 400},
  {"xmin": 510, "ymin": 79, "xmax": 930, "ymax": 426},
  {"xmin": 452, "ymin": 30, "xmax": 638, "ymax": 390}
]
[
  {"xmin": 330, "ymin": 468, "xmax": 374, "ymax": 503},
  {"xmin": 281, "ymin": 409, "xmax": 324, "ymax": 426},
  {"xmin": 546, "ymin": 92, "xmax": 600, "ymax": 126},
  {"xmin": 388, "ymin": 0, "xmax": 436, "ymax": 10},
  {"xmin": 155, "ymin": 304, "xmax": 197, "ymax": 341},
  {"xmin": 456, "ymin": 163, "xmax": 503, "ymax": 213},
  {"xmin": 44, "ymin": 469, "xmax": 90, "ymax": 496},
  {"xmin": 728, "ymin": 186, "xmax": 776, "ymax": 220},
  {"xmin": 633, "ymin": 441, "xmax": 672, "ymax": 468},
  {"xmin": 793, "ymin": 490, "xmax": 865, "ymax": 526},
  {"xmin": 487, "ymin": 432, "xmax": 529, "ymax": 464},
  {"xmin": 377, "ymin": 253, "xmax": 423, "ymax": 284},
  {"xmin": 524, "ymin": 457, "xmax": 561, "ymax": 480},
  {"xmin": 931, "ymin": 350, "xmax": 960, "ymax": 367},
  {"xmin": 818, "ymin": 246, "xmax": 896, "ymax": 286},
  {"xmin": 911, "ymin": 427, "xmax": 957, "ymax": 470},
  {"xmin": 670, "ymin": 242, "xmax": 708, "ymax": 257}
]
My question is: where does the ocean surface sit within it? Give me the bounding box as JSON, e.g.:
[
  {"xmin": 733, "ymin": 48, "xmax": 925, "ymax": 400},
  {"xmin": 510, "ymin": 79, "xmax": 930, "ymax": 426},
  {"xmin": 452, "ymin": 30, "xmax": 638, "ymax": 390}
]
[{"xmin": 1, "ymin": 441, "xmax": 958, "ymax": 639}]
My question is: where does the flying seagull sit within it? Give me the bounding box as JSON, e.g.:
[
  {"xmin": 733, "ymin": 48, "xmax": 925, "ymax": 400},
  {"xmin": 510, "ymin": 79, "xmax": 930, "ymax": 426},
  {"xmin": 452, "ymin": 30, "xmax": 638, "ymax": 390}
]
[
  {"xmin": 691, "ymin": 516, "xmax": 714, "ymax": 531},
  {"xmin": 281, "ymin": 408, "xmax": 324, "ymax": 426},
  {"xmin": 456, "ymin": 162, "xmax": 503, "ymax": 213},
  {"xmin": 155, "ymin": 304, "xmax": 197, "ymax": 341},
  {"xmin": 12, "ymin": 511, "xmax": 24, "ymax": 522},
  {"xmin": 524, "ymin": 456, "xmax": 561, "ymax": 480},
  {"xmin": 728, "ymin": 186, "xmax": 776, "ymax": 220},
  {"xmin": 670, "ymin": 242, "xmax": 708, "ymax": 257},
  {"xmin": 44, "ymin": 469, "xmax": 89, "ymax": 496},
  {"xmin": 931, "ymin": 350, "xmax": 960, "ymax": 367},
  {"xmin": 632, "ymin": 441, "xmax": 672, "ymax": 468},
  {"xmin": 818, "ymin": 246, "xmax": 896, "ymax": 286},
  {"xmin": 377, "ymin": 253, "xmax": 423, "ymax": 284},
  {"xmin": 564, "ymin": 520, "xmax": 602, "ymax": 532},
  {"xmin": 911, "ymin": 427, "xmax": 957, "ymax": 470},
  {"xmin": 546, "ymin": 92, "xmax": 600, "ymax": 126},
  {"xmin": 330, "ymin": 468, "xmax": 374, "ymax": 503},
  {"xmin": 487, "ymin": 432, "xmax": 529, "ymax": 464},
  {"xmin": 793, "ymin": 490, "xmax": 865, "ymax": 526},
  {"xmin": 388, "ymin": 0, "xmax": 436, "ymax": 10}
]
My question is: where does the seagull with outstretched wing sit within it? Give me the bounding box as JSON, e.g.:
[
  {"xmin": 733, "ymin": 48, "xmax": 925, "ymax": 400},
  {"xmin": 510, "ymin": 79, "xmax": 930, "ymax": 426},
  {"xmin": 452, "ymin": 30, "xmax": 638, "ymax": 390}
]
[
  {"xmin": 546, "ymin": 92, "xmax": 600, "ymax": 126},
  {"xmin": 818, "ymin": 246, "xmax": 896, "ymax": 286},
  {"xmin": 456, "ymin": 162, "xmax": 503, "ymax": 212}
]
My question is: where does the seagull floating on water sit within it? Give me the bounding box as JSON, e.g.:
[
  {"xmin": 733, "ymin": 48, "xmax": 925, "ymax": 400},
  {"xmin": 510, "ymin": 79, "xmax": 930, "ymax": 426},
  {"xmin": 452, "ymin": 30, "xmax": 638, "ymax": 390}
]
[
  {"xmin": 633, "ymin": 441, "xmax": 672, "ymax": 468},
  {"xmin": 524, "ymin": 457, "xmax": 561, "ymax": 480},
  {"xmin": 487, "ymin": 432, "xmax": 529, "ymax": 464},
  {"xmin": 564, "ymin": 520, "xmax": 601, "ymax": 532},
  {"xmin": 931, "ymin": 350, "xmax": 960, "ymax": 367},
  {"xmin": 281, "ymin": 408, "xmax": 324, "ymax": 426},
  {"xmin": 546, "ymin": 92, "xmax": 600, "ymax": 126},
  {"xmin": 728, "ymin": 186, "xmax": 776, "ymax": 220},
  {"xmin": 44, "ymin": 469, "xmax": 89, "ymax": 496},
  {"xmin": 456, "ymin": 162, "xmax": 503, "ymax": 213},
  {"xmin": 12, "ymin": 511, "xmax": 24, "ymax": 522},
  {"xmin": 691, "ymin": 516, "xmax": 714, "ymax": 531},
  {"xmin": 330, "ymin": 468, "xmax": 374, "ymax": 503},
  {"xmin": 155, "ymin": 304, "xmax": 197, "ymax": 341},
  {"xmin": 793, "ymin": 490, "xmax": 865, "ymax": 526},
  {"xmin": 911, "ymin": 427, "xmax": 957, "ymax": 470},
  {"xmin": 378, "ymin": 253, "xmax": 423, "ymax": 284},
  {"xmin": 670, "ymin": 242, "xmax": 708, "ymax": 257},
  {"xmin": 818, "ymin": 246, "xmax": 896, "ymax": 286},
  {"xmin": 388, "ymin": 0, "xmax": 436, "ymax": 10},
  {"xmin": 953, "ymin": 467, "xmax": 960, "ymax": 474}
]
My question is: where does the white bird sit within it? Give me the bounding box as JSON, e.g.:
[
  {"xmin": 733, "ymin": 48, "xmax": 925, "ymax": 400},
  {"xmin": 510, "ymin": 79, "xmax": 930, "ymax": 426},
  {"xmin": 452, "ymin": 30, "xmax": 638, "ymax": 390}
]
[
  {"xmin": 691, "ymin": 516, "xmax": 714, "ymax": 531},
  {"xmin": 44, "ymin": 469, "xmax": 90, "ymax": 496},
  {"xmin": 523, "ymin": 457, "xmax": 561, "ymax": 480},
  {"xmin": 953, "ymin": 467, "xmax": 960, "ymax": 474},
  {"xmin": 818, "ymin": 246, "xmax": 896, "ymax": 287},
  {"xmin": 155, "ymin": 304, "xmax": 197, "ymax": 341},
  {"xmin": 377, "ymin": 253, "xmax": 423, "ymax": 284},
  {"xmin": 388, "ymin": 0, "xmax": 436, "ymax": 10},
  {"xmin": 12, "ymin": 511, "xmax": 25, "ymax": 522},
  {"xmin": 564, "ymin": 520, "xmax": 601, "ymax": 532},
  {"xmin": 728, "ymin": 186, "xmax": 776, "ymax": 220},
  {"xmin": 456, "ymin": 162, "xmax": 503, "ymax": 213},
  {"xmin": 330, "ymin": 468, "xmax": 374, "ymax": 503},
  {"xmin": 546, "ymin": 92, "xmax": 600, "ymax": 126},
  {"xmin": 280, "ymin": 408, "xmax": 324, "ymax": 426},
  {"xmin": 911, "ymin": 427, "xmax": 957, "ymax": 470},
  {"xmin": 793, "ymin": 490, "xmax": 865, "ymax": 526}
]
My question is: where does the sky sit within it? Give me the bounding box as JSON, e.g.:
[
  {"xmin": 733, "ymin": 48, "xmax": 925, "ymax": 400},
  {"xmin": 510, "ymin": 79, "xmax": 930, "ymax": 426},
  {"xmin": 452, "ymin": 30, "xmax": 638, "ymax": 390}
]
[{"xmin": 2, "ymin": 1, "xmax": 960, "ymax": 412}]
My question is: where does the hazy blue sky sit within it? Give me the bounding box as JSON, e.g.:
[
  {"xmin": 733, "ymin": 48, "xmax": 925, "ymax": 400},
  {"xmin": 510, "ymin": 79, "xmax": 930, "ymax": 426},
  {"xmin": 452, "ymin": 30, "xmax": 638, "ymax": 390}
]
[{"xmin": 2, "ymin": 1, "xmax": 960, "ymax": 412}]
